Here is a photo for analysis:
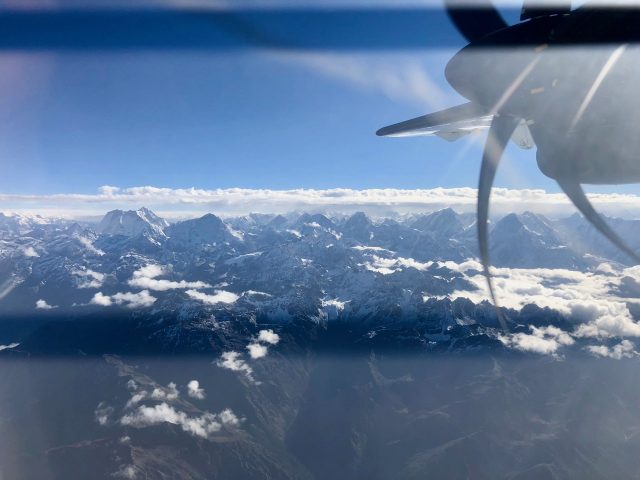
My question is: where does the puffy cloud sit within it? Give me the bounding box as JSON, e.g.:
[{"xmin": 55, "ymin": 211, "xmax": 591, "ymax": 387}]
[
  {"xmin": 361, "ymin": 254, "xmax": 433, "ymax": 275},
  {"xmin": 90, "ymin": 292, "xmax": 113, "ymax": 307},
  {"xmin": 321, "ymin": 298, "xmax": 348, "ymax": 311},
  {"xmin": 217, "ymin": 351, "xmax": 255, "ymax": 383},
  {"xmin": 113, "ymin": 465, "xmax": 137, "ymax": 479},
  {"xmin": 120, "ymin": 402, "xmax": 239, "ymax": 439},
  {"xmin": 126, "ymin": 391, "xmax": 148, "ymax": 409},
  {"xmin": 127, "ymin": 276, "xmax": 191, "ymax": 291},
  {"xmin": 100, "ymin": 371, "xmax": 241, "ymax": 441},
  {"xmin": 128, "ymin": 264, "xmax": 211, "ymax": 291},
  {"xmin": 35, "ymin": 299, "xmax": 56, "ymax": 310},
  {"xmin": 90, "ymin": 290, "xmax": 156, "ymax": 308},
  {"xmin": 22, "ymin": 246, "xmax": 38, "ymax": 257},
  {"xmin": 499, "ymin": 325, "xmax": 575, "ymax": 356},
  {"xmin": 246, "ymin": 343, "xmax": 268, "ymax": 359},
  {"xmin": 186, "ymin": 289, "xmax": 239, "ymax": 305},
  {"xmin": 257, "ymin": 329, "xmax": 280, "ymax": 345},
  {"xmin": 187, "ymin": 380, "xmax": 205, "ymax": 400},
  {"xmin": 150, "ymin": 382, "xmax": 179, "ymax": 401},
  {"xmin": 94, "ymin": 402, "xmax": 113, "ymax": 426},
  {"xmin": 6, "ymin": 186, "xmax": 640, "ymax": 218},
  {"xmin": 73, "ymin": 268, "xmax": 105, "ymax": 289},
  {"xmin": 111, "ymin": 291, "xmax": 156, "ymax": 308},
  {"xmin": 244, "ymin": 329, "xmax": 281, "ymax": 359},
  {"xmin": 447, "ymin": 261, "xmax": 640, "ymax": 339},
  {"xmin": 133, "ymin": 264, "xmax": 165, "ymax": 279},
  {"xmin": 111, "ymin": 291, "xmax": 155, "ymax": 308},
  {"xmin": 587, "ymin": 340, "xmax": 638, "ymax": 359},
  {"xmin": 574, "ymin": 312, "xmax": 640, "ymax": 338}
]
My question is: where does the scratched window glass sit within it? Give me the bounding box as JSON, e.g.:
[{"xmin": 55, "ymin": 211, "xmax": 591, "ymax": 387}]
[{"xmin": 2, "ymin": 2, "xmax": 640, "ymax": 479}]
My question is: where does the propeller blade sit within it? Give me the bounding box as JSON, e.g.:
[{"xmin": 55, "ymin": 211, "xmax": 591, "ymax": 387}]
[
  {"xmin": 444, "ymin": 0, "xmax": 508, "ymax": 43},
  {"xmin": 556, "ymin": 179, "xmax": 640, "ymax": 264},
  {"xmin": 478, "ymin": 114, "xmax": 520, "ymax": 329}
]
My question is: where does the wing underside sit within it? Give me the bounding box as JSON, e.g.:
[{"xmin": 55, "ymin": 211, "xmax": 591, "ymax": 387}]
[{"xmin": 377, "ymin": 102, "xmax": 534, "ymax": 149}]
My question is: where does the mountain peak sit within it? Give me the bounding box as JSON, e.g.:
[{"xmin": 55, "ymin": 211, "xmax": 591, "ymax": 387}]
[
  {"xmin": 97, "ymin": 208, "xmax": 168, "ymax": 237},
  {"xmin": 166, "ymin": 213, "xmax": 236, "ymax": 246},
  {"xmin": 412, "ymin": 208, "xmax": 463, "ymax": 238},
  {"xmin": 345, "ymin": 212, "xmax": 371, "ymax": 227}
]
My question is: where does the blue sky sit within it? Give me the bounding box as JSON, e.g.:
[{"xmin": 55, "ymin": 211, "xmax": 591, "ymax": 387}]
[{"xmin": 1, "ymin": 2, "xmax": 639, "ymax": 202}]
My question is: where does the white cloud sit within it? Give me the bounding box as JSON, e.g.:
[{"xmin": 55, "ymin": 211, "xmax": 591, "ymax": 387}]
[
  {"xmin": 90, "ymin": 292, "xmax": 113, "ymax": 307},
  {"xmin": 94, "ymin": 402, "xmax": 113, "ymax": 426},
  {"xmin": 321, "ymin": 298, "xmax": 348, "ymax": 311},
  {"xmin": 103, "ymin": 373, "xmax": 240, "ymax": 442},
  {"xmin": 150, "ymin": 382, "xmax": 179, "ymax": 401},
  {"xmin": 187, "ymin": 380, "xmax": 205, "ymax": 400},
  {"xmin": 109, "ymin": 291, "xmax": 156, "ymax": 308},
  {"xmin": 276, "ymin": 52, "xmax": 451, "ymax": 111},
  {"xmin": 257, "ymin": 329, "xmax": 280, "ymax": 345},
  {"xmin": 242, "ymin": 330, "xmax": 280, "ymax": 360},
  {"xmin": 120, "ymin": 402, "xmax": 239, "ymax": 439},
  {"xmin": 186, "ymin": 289, "xmax": 239, "ymax": 305},
  {"xmin": 587, "ymin": 340, "xmax": 638, "ymax": 359},
  {"xmin": 499, "ymin": 325, "xmax": 575, "ymax": 356},
  {"xmin": 113, "ymin": 465, "xmax": 137, "ymax": 479},
  {"xmin": 133, "ymin": 264, "xmax": 165, "ymax": 279},
  {"xmin": 74, "ymin": 235, "xmax": 105, "ymax": 256},
  {"xmin": 5, "ymin": 186, "xmax": 640, "ymax": 218},
  {"xmin": 126, "ymin": 391, "xmax": 148, "ymax": 409},
  {"xmin": 447, "ymin": 261, "xmax": 640, "ymax": 339},
  {"xmin": 35, "ymin": 299, "xmax": 57, "ymax": 310},
  {"xmin": 128, "ymin": 264, "xmax": 211, "ymax": 292},
  {"xmin": 0, "ymin": 342, "xmax": 19, "ymax": 352},
  {"xmin": 574, "ymin": 312, "xmax": 640, "ymax": 338},
  {"xmin": 90, "ymin": 290, "xmax": 156, "ymax": 308},
  {"xmin": 22, "ymin": 246, "xmax": 38, "ymax": 257},
  {"xmin": 246, "ymin": 343, "xmax": 268, "ymax": 359},
  {"xmin": 73, "ymin": 268, "xmax": 105, "ymax": 288},
  {"xmin": 129, "ymin": 274, "xmax": 211, "ymax": 291},
  {"xmin": 362, "ymin": 254, "xmax": 433, "ymax": 275},
  {"xmin": 216, "ymin": 351, "xmax": 256, "ymax": 382}
]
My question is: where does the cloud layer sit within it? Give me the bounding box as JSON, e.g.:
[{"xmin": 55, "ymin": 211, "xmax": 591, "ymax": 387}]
[
  {"xmin": 5, "ymin": 185, "xmax": 640, "ymax": 218},
  {"xmin": 443, "ymin": 259, "xmax": 640, "ymax": 357}
]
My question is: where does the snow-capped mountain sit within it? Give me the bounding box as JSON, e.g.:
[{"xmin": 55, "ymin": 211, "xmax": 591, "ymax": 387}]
[
  {"xmin": 96, "ymin": 207, "xmax": 169, "ymax": 237},
  {"xmin": 166, "ymin": 213, "xmax": 241, "ymax": 248},
  {"xmin": 490, "ymin": 212, "xmax": 587, "ymax": 269},
  {"xmin": 1, "ymin": 205, "xmax": 637, "ymax": 332}
]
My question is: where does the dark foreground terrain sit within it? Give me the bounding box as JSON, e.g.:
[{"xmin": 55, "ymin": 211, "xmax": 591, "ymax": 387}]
[{"xmin": 2, "ymin": 313, "xmax": 640, "ymax": 480}]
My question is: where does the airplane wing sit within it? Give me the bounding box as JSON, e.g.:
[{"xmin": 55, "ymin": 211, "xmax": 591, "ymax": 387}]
[{"xmin": 377, "ymin": 102, "xmax": 534, "ymax": 149}]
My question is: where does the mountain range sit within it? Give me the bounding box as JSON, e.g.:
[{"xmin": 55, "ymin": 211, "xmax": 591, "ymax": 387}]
[{"xmin": 1, "ymin": 206, "xmax": 636, "ymax": 317}]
